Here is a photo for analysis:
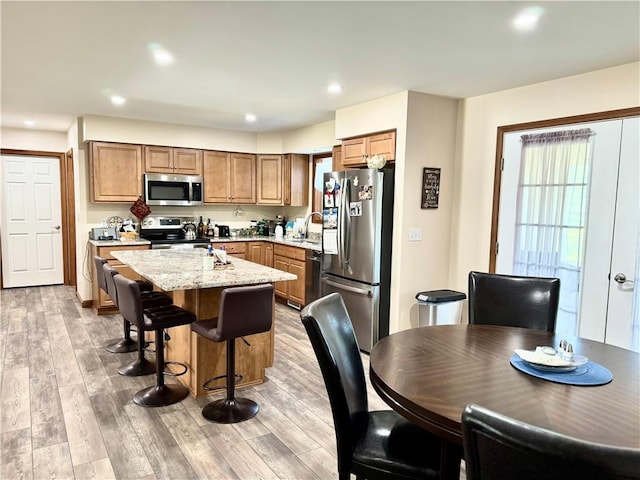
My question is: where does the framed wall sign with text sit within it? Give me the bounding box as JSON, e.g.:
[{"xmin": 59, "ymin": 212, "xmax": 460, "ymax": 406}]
[{"xmin": 421, "ymin": 167, "xmax": 441, "ymax": 209}]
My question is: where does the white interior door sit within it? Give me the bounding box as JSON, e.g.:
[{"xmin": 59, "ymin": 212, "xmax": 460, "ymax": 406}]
[
  {"xmin": 602, "ymin": 118, "xmax": 639, "ymax": 349},
  {"xmin": 1, "ymin": 155, "xmax": 64, "ymax": 287},
  {"xmin": 497, "ymin": 117, "xmax": 639, "ymax": 351}
]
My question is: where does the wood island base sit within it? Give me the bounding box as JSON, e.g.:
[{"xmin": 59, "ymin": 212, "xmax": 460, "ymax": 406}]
[{"xmin": 163, "ymin": 286, "xmax": 275, "ymax": 398}]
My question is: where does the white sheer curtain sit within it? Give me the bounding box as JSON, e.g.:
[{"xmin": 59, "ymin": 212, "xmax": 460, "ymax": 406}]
[{"xmin": 513, "ymin": 128, "xmax": 593, "ymax": 336}]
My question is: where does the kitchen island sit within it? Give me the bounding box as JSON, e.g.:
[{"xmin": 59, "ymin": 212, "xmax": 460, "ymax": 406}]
[{"xmin": 112, "ymin": 249, "xmax": 296, "ymax": 397}]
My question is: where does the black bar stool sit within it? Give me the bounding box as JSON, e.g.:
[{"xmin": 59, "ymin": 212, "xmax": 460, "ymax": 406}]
[
  {"xmin": 103, "ymin": 263, "xmax": 172, "ymax": 376},
  {"xmin": 191, "ymin": 284, "xmax": 274, "ymax": 423},
  {"xmin": 94, "ymin": 255, "xmax": 154, "ymax": 353},
  {"xmin": 113, "ymin": 274, "xmax": 196, "ymax": 407}
]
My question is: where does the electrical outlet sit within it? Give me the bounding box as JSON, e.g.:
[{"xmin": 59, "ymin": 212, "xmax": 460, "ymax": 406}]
[{"xmin": 408, "ymin": 228, "xmax": 422, "ymax": 241}]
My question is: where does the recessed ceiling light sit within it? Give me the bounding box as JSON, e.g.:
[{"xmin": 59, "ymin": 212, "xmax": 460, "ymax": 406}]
[
  {"xmin": 245, "ymin": 113, "xmax": 257, "ymax": 123},
  {"xmin": 148, "ymin": 42, "xmax": 174, "ymax": 66},
  {"xmin": 23, "ymin": 120, "xmax": 35, "ymax": 127},
  {"xmin": 327, "ymin": 83, "xmax": 343, "ymax": 94},
  {"xmin": 513, "ymin": 6, "xmax": 544, "ymax": 31},
  {"xmin": 111, "ymin": 95, "xmax": 126, "ymax": 106}
]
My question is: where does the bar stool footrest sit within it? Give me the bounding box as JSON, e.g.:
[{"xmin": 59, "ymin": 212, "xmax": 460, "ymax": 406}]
[
  {"xmin": 164, "ymin": 361, "xmax": 188, "ymax": 377},
  {"xmin": 203, "ymin": 373, "xmax": 243, "ymax": 392}
]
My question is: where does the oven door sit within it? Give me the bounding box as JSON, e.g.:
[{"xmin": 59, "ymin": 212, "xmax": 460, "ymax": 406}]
[{"xmin": 144, "ymin": 173, "xmax": 203, "ymax": 206}]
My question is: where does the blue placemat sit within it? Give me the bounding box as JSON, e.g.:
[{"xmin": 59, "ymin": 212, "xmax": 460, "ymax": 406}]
[{"xmin": 510, "ymin": 354, "xmax": 613, "ymax": 386}]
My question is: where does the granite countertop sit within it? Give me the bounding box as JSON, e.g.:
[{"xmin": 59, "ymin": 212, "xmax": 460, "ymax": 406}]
[
  {"xmin": 89, "ymin": 239, "xmax": 151, "ymax": 247},
  {"xmin": 112, "ymin": 249, "xmax": 297, "ymax": 291}
]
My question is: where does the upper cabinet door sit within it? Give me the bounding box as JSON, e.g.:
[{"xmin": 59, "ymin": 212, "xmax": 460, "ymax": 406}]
[
  {"xmin": 144, "ymin": 145, "xmax": 173, "ymax": 173},
  {"xmin": 342, "ymin": 137, "xmax": 367, "ymax": 167},
  {"xmin": 288, "ymin": 153, "xmax": 309, "ymax": 207},
  {"xmin": 90, "ymin": 142, "xmax": 142, "ymax": 202},
  {"xmin": 340, "ymin": 130, "xmax": 396, "ymax": 167},
  {"xmin": 257, "ymin": 155, "xmax": 283, "ymax": 205},
  {"xmin": 368, "ymin": 131, "xmax": 396, "ymax": 161},
  {"xmin": 203, "ymin": 151, "xmax": 231, "ymax": 203},
  {"xmin": 230, "ymin": 153, "xmax": 256, "ymax": 204},
  {"xmin": 173, "ymin": 148, "xmax": 202, "ymax": 175},
  {"xmin": 145, "ymin": 146, "xmax": 203, "ymax": 175}
]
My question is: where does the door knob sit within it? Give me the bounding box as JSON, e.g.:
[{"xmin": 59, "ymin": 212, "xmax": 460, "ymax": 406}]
[
  {"xmin": 614, "ymin": 273, "xmax": 627, "ymax": 284},
  {"xmin": 54, "ymin": 225, "xmax": 61, "ymax": 230}
]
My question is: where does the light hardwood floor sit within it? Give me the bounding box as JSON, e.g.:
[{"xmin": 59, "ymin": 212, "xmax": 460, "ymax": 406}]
[{"xmin": 0, "ymin": 285, "xmax": 464, "ymax": 479}]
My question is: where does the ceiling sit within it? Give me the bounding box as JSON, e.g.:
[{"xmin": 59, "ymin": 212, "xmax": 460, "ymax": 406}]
[{"xmin": 2, "ymin": 1, "xmax": 638, "ymax": 133}]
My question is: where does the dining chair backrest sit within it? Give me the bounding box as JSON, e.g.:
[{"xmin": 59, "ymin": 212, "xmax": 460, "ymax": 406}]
[
  {"xmin": 300, "ymin": 293, "xmax": 368, "ymax": 473},
  {"xmin": 468, "ymin": 271, "xmax": 560, "ymax": 332},
  {"xmin": 462, "ymin": 403, "xmax": 640, "ymax": 480}
]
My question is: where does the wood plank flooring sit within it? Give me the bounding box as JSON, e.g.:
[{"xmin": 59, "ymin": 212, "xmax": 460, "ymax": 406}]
[{"xmin": 0, "ymin": 285, "xmax": 465, "ymax": 479}]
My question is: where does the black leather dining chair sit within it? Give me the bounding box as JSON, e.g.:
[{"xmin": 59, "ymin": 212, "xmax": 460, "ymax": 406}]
[
  {"xmin": 468, "ymin": 271, "xmax": 560, "ymax": 332},
  {"xmin": 462, "ymin": 403, "xmax": 640, "ymax": 480},
  {"xmin": 300, "ymin": 292, "xmax": 457, "ymax": 480}
]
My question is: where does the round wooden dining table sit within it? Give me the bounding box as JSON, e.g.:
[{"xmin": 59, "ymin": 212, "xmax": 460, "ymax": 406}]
[{"xmin": 370, "ymin": 325, "xmax": 640, "ymax": 451}]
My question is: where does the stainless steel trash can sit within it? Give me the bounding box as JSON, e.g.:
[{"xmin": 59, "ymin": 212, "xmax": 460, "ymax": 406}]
[{"xmin": 416, "ymin": 290, "xmax": 466, "ymax": 326}]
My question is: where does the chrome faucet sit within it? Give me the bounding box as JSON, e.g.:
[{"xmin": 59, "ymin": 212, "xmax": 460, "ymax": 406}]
[{"xmin": 303, "ymin": 211, "xmax": 323, "ymax": 239}]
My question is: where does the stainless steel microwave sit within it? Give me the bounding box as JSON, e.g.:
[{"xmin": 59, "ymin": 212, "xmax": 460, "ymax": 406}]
[{"xmin": 143, "ymin": 173, "xmax": 203, "ymax": 206}]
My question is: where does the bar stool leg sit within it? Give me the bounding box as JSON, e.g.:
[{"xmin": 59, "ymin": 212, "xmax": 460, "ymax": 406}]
[
  {"xmin": 117, "ymin": 329, "xmax": 155, "ymax": 376},
  {"xmin": 133, "ymin": 328, "xmax": 189, "ymax": 407},
  {"xmin": 105, "ymin": 319, "xmax": 137, "ymax": 353},
  {"xmin": 201, "ymin": 339, "xmax": 259, "ymax": 423}
]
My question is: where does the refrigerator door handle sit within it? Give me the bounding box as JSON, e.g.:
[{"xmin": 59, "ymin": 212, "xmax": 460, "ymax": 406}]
[
  {"xmin": 323, "ymin": 277, "xmax": 373, "ymax": 297},
  {"xmin": 337, "ymin": 178, "xmax": 346, "ymax": 269},
  {"xmin": 341, "ymin": 177, "xmax": 352, "ymax": 271}
]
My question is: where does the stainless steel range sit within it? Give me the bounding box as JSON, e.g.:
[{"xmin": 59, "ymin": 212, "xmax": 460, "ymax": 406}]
[{"xmin": 139, "ymin": 216, "xmax": 210, "ymax": 249}]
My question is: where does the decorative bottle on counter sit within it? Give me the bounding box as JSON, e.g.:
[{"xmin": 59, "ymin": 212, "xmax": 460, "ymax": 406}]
[
  {"xmin": 206, "ymin": 218, "xmax": 213, "ymax": 236},
  {"xmin": 198, "ymin": 216, "xmax": 205, "ymax": 238}
]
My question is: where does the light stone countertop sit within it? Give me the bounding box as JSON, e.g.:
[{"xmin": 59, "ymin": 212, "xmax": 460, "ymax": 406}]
[{"xmin": 112, "ymin": 248, "xmax": 296, "ymax": 291}]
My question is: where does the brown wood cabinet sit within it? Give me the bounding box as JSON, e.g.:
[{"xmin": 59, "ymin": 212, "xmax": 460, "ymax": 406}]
[
  {"xmin": 144, "ymin": 146, "xmax": 202, "ymax": 175},
  {"xmin": 341, "ymin": 131, "xmax": 396, "ymax": 167},
  {"xmin": 91, "ymin": 243, "xmax": 150, "ymax": 314},
  {"xmin": 90, "ymin": 142, "xmax": 142, "ymax": 202},
  {"xmin": 210, "ymin": 241, "xmax": 246, "ymax": 259},
  {"xmin": 257, "ymin": 154, "xmax": 309, "ymax": 206},
  {"xmin": 257, "ymin": 155, "xmax": 283, "ymax": 204},
  {"xmin": 246, "ymin": 241, "xmax": 273, "ymax": 267},
  {"xmin": 273, "ymin": 244, "xmax": 306, "ymax": 308},
  {"xmin": 203, "ymin": 151, "xmax": 256, "ymax": 204},
  {"xmin": 284, "ymin": 154, "xmax": 309, "ymax": 206},
  {"xmin": 332, "ymin": 145, "xmax": 344, "ymax": 172}
]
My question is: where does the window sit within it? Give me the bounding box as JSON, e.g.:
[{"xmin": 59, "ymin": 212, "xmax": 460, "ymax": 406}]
[{"xmin": 311, "ymin": 153, "xmax": 332, "ymax": 223}]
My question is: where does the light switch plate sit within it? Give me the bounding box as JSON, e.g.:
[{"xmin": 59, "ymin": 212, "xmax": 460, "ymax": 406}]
[{"xmin": 408, "ymin": 228, "xmax": 422, "ymax": 241}]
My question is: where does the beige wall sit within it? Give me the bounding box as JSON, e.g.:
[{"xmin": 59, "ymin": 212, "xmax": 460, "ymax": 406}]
[
  {"xmin": 334, "ymin": 91, "xmax": 459, "ymax": 333},
  {"xmin": 450, "ymin": 62, "xmax": 640, "ymax": 298},
  {"xmin": 1, "ymin": 127, "xmax": 68, "ymax": 152}
]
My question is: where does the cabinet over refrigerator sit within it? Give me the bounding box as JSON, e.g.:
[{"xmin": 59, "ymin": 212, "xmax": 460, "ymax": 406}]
[{"xmin": 321, "ymin": 168, "xmax": 394, "ymax": 353}]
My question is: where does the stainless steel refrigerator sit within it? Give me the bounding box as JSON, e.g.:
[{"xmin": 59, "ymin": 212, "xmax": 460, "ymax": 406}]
[{"xmin": 321, "ymin": 168, "xmax": 394, "ymax": 352}]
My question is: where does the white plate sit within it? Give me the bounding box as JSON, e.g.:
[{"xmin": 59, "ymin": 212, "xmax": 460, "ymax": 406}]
[{"xmin": 521, "ymin": 354, "xmax": 588, "ymax": 373}]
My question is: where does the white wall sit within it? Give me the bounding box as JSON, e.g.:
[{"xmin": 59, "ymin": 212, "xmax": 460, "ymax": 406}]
[{"xmin": 450, "ymin": 62, "xmax": 640, "ymax": 297}]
